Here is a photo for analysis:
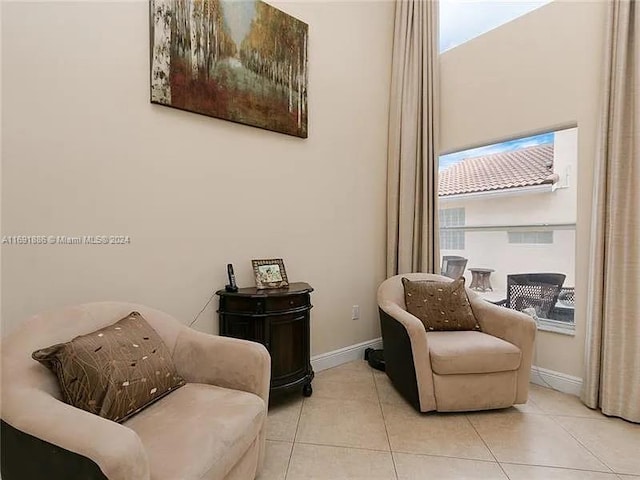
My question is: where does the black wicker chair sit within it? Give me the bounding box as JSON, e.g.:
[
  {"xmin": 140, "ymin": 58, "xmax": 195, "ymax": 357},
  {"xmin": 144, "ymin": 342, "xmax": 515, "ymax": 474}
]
[
  {"xmin": 558, "ymin": 287, "xmax": 575, "ymax": 305},
  {"xmin": 499, "ymin": 273, "xmax": 566, "ymax": 319}
]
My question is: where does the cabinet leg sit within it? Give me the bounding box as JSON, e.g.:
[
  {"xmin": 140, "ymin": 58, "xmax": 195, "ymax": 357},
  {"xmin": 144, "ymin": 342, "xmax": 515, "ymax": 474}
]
[{"xmin": 302, "ymin": 382, "xmax": 313, "ymax": 397}]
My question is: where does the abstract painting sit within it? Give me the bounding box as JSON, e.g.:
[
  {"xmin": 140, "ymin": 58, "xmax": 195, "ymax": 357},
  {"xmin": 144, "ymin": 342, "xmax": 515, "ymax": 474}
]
[{"xmin": 151, "ymin": 0, "xmax": 309, "ymax": 138}]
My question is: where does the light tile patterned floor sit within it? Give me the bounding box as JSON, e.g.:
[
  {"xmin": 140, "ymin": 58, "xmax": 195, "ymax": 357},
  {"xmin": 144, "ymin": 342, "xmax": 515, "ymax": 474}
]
[{"xmin": 258, "ymin": 360, "xmax": 640, "ymax": 480}]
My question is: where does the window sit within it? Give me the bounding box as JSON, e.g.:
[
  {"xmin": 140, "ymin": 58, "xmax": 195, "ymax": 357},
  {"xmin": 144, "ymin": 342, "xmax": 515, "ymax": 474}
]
[
  {"xmin": 439, "ymin": 207, "xmax": 465, "ymax": 250},
  {"xmin": 438, "ymin": 127, "xmax": 578, "ymax": 332},
  {"xmin": 508, "ymin": 231, "xmax": 553, "ymax": 244},
  {"xmin": 439, "ymin": 0, "xmax": 553, "ymax": 53}
]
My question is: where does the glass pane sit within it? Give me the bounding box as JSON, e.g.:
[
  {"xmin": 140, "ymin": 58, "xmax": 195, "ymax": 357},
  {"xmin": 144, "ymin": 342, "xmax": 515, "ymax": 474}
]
[
  {"xmin": 438, "ymin": 127, "xmax": 577, "ymax": 325},
  {"xmin": 440, "ymin": 0, "xmax": 553, "ymax": 53}
]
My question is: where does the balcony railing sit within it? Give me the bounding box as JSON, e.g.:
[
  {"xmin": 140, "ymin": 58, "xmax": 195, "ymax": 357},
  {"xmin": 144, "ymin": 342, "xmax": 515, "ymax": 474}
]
[{"xmin": 440, "ymin": 222, "xmax": 576, "ymax": 334}]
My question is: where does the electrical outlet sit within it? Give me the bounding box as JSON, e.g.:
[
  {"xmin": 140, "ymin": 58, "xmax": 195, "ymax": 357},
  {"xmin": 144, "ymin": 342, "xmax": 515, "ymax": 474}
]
[{"xmin": 351, "ymin": 305, "xmax": 360, "ymax": 320}]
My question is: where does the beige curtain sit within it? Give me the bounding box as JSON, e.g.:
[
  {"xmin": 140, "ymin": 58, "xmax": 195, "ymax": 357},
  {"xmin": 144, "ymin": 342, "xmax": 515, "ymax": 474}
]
[
  {"xmin": 582, "ymin": 0, "xmax": 640, "ymax": 423},
  {"xmin": 386, "ymin": 0, "xmax": 440, "ymax": 277}
]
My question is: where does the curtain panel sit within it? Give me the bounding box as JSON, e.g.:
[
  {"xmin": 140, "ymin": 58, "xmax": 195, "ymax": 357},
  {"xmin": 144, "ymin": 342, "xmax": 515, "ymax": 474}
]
[
  {"xmin": 582, "ymin": 0, "xmax": 640, "ymax": 423},
  {"xmin": 386, "ymin": 0, "xmax": 440, "ymax": 277}
]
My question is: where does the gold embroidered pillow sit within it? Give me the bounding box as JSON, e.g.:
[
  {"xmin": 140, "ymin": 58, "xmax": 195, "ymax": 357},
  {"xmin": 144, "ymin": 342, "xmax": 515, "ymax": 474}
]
[
  {"xmin": 32, "ymin": 311, "xmax": 185, "ymax": 423},
  {"xmin": 402, "ymin": 277, "xmax": 481, "ymax": 332}
]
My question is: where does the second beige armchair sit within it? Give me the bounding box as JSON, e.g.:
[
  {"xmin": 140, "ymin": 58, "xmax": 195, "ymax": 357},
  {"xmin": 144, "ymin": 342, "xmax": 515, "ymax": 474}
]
[
  {"xmin": 1, "ymin": 302, "xmax": 271, "ymax": 480},
  {"xmin": 377, "ymin": 273, "xmax": 536, "ymax": 413}
]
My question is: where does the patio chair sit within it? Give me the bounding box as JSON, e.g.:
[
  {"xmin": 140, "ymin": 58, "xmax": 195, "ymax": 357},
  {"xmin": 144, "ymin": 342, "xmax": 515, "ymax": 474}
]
[
  {"xmin": 441, "ymin": 256, "xmax": 468, "ymax": 279},
  {"xmin": 558, "ymin": 287, "xmax": 575, "ymax": 305},
  {"xmin": 551, "ymin": 286, "xmax": 576, "ymax": 323},
  {"xmin": 499, "ymin": 273, "xmax": 566, "ymax": 319}
]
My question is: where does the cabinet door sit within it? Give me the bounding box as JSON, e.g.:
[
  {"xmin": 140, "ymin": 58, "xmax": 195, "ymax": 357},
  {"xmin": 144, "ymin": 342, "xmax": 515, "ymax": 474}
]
[
  {"xmin": 222, "ymin": 314, "xmax": 265, "ymax": 344},
  {"xmin": 269, "ymin": 313, "xmax": 309, "ymax": 386}
]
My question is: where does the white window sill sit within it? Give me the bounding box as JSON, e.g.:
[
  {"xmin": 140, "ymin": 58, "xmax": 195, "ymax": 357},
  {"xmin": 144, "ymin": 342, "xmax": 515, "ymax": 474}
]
[{"xmin": 536, "ymin": 318, "xmax": 575, "ymax": 336}]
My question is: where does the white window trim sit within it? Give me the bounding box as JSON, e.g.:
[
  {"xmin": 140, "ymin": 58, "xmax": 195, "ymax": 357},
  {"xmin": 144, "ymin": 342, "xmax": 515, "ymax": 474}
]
[
  {"xmin": 521, "ymin": 308, "xmax": 575, "ymax": 336},
  {"xmin": 536, "ymin": 317, "xmax": 575, "ymax": 336}
]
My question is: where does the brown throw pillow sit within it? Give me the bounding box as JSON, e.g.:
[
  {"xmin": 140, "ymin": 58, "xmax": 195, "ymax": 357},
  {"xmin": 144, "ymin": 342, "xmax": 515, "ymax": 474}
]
[
  {"xmin": 32, "ymin": 311, "xmax": 185, "ymax": 422},
  {"xmin": 402, "ymin": 277, "xmax": 481, "ymax": 332}
]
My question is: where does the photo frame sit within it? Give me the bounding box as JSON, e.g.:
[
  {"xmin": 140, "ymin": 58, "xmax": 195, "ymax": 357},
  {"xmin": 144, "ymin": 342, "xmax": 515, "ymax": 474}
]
[{"xmin": 252, "ymin": 258, "xmax": 289, "ymax": 289}]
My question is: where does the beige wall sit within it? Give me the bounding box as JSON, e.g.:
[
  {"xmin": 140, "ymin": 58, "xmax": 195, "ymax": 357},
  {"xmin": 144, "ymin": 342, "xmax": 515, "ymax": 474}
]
[
  {"xmin": 2, "ymin": 0, "xmax": 609, "ymax": 377},
  {"xmin": 440, "ymin": 1, "xmax": 607, "ymax": 377},
  {"xmin": 1, "ymin": 0, "xmax": 395, "ymax": 356}
]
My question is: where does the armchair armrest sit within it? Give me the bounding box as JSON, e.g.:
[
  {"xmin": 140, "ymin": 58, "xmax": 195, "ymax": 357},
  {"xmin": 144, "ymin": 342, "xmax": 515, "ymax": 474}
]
[
  {"xmin": 2, "ymin": 388, "xmax": 149, "ymax": 480},
  {"xmin": 380, "ymin": 302, "xmax": 429, "ymax": 342},
  {"xmin": 469, "ymin": 294, "xmax": 536, "ymax": 348},
  {"xmin": 379, "ymin": 302, "xmax": 436, "ymax": 412},
  {"xmin": 172, "ymin": 329, "xmax": 271, "ymax": 476},
  {"xmin": 172, "ymin": 328, "xmax": 271, "ymax": 405},
  {"xmin": 468, "ymin": 293, "xmax": 536, "ymax": 403}
]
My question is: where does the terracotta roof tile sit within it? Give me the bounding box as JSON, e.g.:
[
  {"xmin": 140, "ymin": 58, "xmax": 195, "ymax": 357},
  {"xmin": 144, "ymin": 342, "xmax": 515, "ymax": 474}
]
[{"xmin": 439, "ymin": 144, "xmax": 557, "ymax": 197}]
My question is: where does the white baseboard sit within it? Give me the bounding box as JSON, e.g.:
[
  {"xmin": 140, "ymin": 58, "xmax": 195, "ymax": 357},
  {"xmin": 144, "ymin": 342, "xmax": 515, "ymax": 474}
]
[
  {"xmin": 311, "ymin": 337, "xmax": 383, "ymax": 372},
  {"xmin": 531, "ymin": 365, "xmax": 583, "ymax": 396}
]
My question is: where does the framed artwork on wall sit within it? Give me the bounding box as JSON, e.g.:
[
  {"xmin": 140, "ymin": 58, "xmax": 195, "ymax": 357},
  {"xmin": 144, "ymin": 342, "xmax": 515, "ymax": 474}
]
[
  {"xmin": 150, "ymin": 0, "xmax": 309, "ymax": 138},
  {"xmin": 252, "ymin": 258, "xmax": 289, "ymax": 289}
]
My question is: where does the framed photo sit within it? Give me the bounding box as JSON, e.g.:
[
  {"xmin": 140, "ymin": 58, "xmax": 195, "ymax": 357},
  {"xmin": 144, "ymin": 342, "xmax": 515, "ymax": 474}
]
[{"xmin": 252, "ymin": 258, "xmax": 289, "ymax": 289}]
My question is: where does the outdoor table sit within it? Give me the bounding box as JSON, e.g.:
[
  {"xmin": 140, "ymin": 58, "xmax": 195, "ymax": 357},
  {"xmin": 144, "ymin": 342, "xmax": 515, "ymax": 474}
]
[{"xmin": 469, "ymin": 268, "xmax": 495, "ymax": 291}]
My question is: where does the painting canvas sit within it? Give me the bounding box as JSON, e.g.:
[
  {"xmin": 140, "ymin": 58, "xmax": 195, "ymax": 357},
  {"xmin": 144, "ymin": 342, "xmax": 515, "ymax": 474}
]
[{"xmin": 151, "ymin": 0, "xmax": 309, "ymax": 138}]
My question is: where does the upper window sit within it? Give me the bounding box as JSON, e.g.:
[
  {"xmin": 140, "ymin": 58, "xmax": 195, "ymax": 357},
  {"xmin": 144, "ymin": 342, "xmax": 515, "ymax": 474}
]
[
  {"xmin": 439, "ymin": 0, "xmax": 553, "ymax": 53},
  {"xmin": 439, "ymin": 131, "xmax": 554, "ymax": 173}
]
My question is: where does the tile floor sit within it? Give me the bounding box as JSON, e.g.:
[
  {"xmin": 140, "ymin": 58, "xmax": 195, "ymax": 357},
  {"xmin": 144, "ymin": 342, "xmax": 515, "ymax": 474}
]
[{"xmin": 258, "ymin": 360, "xmax": 640, "ymax": 480}]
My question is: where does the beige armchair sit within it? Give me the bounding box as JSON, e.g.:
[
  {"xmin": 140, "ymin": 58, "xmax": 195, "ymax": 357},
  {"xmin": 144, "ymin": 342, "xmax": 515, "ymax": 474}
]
[
  {"xmin": 1, "ymin": 302, "xmax": 271, "ymax": 480},
  {"xmin": 378, "ymin": 274, "xmax": 536, "ymax": 412}
]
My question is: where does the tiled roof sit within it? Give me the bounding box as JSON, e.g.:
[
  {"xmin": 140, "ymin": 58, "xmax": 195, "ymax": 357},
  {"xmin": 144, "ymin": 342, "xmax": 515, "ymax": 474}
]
[{"xmin": 439, "ymin": 144, "xmax": 558, "ymax": 197}]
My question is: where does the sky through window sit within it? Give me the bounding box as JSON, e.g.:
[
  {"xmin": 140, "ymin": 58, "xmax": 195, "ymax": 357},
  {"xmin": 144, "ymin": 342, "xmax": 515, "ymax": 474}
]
[
  {"xmin": 440, "ymin": 0, "xmax": 553, "ymax": 53},
  {"xmin": 439, "ymin": 132, "xmax": 554, "ymax": 171}
]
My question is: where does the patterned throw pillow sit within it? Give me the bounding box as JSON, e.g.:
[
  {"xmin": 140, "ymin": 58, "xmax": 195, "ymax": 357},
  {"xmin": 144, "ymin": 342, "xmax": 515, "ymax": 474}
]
[
  {"xmin": 402, "ymin": 277, "xmax": 481, "ymax": 332},
  {"xmin": 32, "ymin": 312, "xmax": 185, "ymax": 422}
]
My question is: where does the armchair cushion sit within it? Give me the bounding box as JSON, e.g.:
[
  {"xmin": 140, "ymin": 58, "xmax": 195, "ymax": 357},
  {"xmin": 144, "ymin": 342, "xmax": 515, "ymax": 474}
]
[
  {"xmin": 427, "ymin": 331, "xmax": 522, "ymax": 375},
  {"xmin": 402, "ymin": 277, "xmax": 481, "ymax": 332},
  {"xmin": 124, "ymin": 383, "xmax": 265, "ymax": 480},
  {"xmin": 31, "ymin": 311, "xmax": 185, "ymax": 422}
]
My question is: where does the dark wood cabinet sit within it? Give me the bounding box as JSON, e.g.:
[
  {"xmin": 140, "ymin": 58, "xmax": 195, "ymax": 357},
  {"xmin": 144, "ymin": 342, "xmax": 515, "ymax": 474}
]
[{"xmin": 216, "ymin": 283, "xmax": 314, "ymax": 397}]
